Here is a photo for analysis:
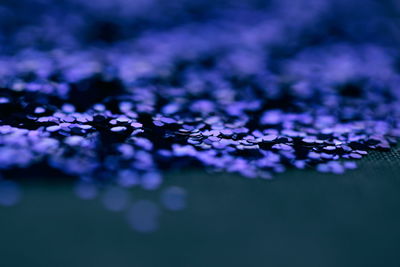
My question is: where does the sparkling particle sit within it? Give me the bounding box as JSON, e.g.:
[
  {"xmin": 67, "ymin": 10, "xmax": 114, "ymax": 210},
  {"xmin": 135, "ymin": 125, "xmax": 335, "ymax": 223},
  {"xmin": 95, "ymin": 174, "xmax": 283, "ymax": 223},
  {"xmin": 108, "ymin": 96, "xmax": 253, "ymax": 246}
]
[
  {"xmin": 34, "ymin": 107, "xmax": 46, "ymax": 114},
  {"xmin": 46, "ymin": 125, "xmax": 61, "ymax": 132},
  {"xmin": 110, "ymin": 126, "xmax": 127, "ymax": 132},
  {"xmin": 101, "ymin": 187, "xmax": 130, "ymax": 212},
  {"xmin": 344, "ymin": 161, "xmax": 357, "ymax": 169},
  {"xmin": 74, "ymin": 181, "xmax": 98, "ymax": 200},
  {"xmin": 0, "ymin": 97, "xmax": 10, "ymax": 104},
  {"xmin": 127, "ymin": 200, "xmax": 160, "ymax": 233},
  {"xmin": 0, "ymin": 180, "xmax": 22, "ymax": 207},
  {"xmin": 160, "ymin": 186, "xmax": 187, "ymax": 211}
]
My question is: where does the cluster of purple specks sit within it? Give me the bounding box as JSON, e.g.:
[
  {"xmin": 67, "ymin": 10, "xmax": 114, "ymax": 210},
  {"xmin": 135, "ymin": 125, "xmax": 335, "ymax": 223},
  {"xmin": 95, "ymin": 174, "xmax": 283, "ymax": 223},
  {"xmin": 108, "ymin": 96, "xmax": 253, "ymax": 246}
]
[
  {"xmin": 1, "ymin": 0, "xmax": 400, "ymax": 230},
  {"xmin": 1, "ymin": 41, "xmax": 399, "ymax": 181}
]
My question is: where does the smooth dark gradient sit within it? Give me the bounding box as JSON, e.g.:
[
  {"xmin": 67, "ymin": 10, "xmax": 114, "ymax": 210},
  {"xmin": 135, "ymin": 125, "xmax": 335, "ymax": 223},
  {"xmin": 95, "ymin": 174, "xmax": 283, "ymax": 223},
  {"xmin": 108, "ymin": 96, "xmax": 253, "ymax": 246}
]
[{"xmin": 0, "ymin": 148, "xmax": 399, "ymax": 267}]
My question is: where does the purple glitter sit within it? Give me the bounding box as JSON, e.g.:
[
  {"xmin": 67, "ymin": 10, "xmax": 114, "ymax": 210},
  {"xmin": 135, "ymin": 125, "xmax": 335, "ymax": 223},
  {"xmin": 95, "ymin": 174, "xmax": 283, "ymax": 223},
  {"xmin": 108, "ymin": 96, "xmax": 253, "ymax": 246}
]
[{"xmin": 0, "ymin": 0, "xmax": 399, "ymax": 232}]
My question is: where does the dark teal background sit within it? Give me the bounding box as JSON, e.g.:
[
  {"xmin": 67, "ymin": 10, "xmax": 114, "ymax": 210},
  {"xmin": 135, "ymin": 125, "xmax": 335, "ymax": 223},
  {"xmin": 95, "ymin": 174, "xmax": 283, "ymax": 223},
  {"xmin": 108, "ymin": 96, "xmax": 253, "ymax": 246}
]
[{"xmin": 1, "ymin": 148, "xmax": 400, "ymax": 267}]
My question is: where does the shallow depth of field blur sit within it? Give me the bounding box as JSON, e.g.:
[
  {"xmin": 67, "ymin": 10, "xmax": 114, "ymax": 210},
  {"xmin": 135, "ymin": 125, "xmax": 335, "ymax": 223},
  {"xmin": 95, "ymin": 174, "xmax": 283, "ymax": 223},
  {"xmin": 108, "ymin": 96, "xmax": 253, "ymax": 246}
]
[{"xmin": 1, "ymin": 1, "xmax": 400, "ymax": 267}]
